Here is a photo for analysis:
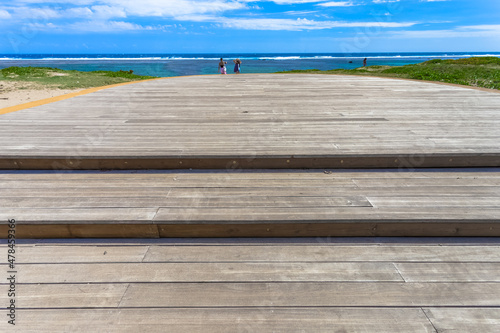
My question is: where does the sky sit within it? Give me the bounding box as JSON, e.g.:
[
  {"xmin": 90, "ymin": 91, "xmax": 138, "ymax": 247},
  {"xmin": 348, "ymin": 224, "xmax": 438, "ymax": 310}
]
[{"xmin": 0, "ymin": 0, "xmax": 499, "ymax": 54}]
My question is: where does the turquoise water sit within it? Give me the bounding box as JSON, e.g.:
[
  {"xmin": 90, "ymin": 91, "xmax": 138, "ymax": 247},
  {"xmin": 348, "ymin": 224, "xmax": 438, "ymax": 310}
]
[{"xmin": 0, "ymin": 52, "xmax": 498, "ymax": 77}]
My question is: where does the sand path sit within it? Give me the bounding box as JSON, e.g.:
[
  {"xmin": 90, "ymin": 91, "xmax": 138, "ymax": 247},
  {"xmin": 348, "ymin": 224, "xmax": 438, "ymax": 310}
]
[{"xmin": 0, "ymin": 80, "xmax": 82, "ymax": 109}]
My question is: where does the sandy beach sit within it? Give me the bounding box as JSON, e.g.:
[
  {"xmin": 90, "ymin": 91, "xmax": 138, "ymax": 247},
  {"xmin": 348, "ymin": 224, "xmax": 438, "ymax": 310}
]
[{"xmin": 0, "ymin": 80, "xmax": 82, "ymax": 109}]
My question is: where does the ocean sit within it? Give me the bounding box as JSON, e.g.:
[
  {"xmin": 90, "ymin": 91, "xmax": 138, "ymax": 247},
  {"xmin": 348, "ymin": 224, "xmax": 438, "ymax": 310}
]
[{"xmin": 0, "ymin": 52, "xmax": 498, "ymax": 77}]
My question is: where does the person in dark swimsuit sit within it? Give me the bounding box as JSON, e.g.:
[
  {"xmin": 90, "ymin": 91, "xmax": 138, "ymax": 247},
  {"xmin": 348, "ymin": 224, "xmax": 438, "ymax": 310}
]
[{"xmin": 233, "ymin": 58, "xmax": 242, "ymax": 73}]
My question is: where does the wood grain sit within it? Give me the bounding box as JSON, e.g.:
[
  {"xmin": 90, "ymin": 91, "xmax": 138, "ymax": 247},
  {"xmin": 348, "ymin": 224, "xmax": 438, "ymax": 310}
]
[
  {"xmin": 119, "ymin": 282, "xmax": 500, "ymax": 307},
  {"xmin": 1, "ymin": 74, "xmax": 499, "ymax": 169},
  {"xmin": 424, "ymin": 308, "xmax": 500, "ymax": 333},
  {"xmin": 0, "ymin": 308, "xmax": 436, "ymax": 332},
  {"xmin": 15, "ymin": 262, "xmax": 403, "ymax": 283}
]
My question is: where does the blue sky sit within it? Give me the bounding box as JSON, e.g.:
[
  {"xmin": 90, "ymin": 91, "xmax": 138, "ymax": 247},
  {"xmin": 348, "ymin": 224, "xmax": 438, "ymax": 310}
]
[{"xmin": 0, "ymin": 0, "xmax": 499, "ymax": 53}]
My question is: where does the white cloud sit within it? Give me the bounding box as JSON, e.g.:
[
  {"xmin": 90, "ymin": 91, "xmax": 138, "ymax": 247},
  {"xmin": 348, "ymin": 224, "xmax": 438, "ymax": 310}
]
[
  {"xmin": 283, "ymin": 10, "xmax": 319, "ymax": 15},
  {"xmin": 15, "ymin": 0, "xmax": 95, "ymax": 4},
  {"xmin": 459, "ymin": 24, "xmax": 500, "ymax": 36},
  {"xmin": 270, "ymin": 0, "xmax": 325, "ymax": 3},
  {"xmin": 0, "ymin": 0, "xmax": 423, "ymax": 33},
  {"xmin": 65, "ymin": 7, "xmax": 93, "ymax": 18},
  {"xmin": 390, "ymin": 25, "xmax": 500, "ymax": 39},
  {"xmin": 318, "ymin": 2, "xmax": 355, "ymax": 7},
  {"xmin": 0, "ymin": 9, "xmax": 11, "ymax": 19},
  {"xmin": 69, "ymin": 20, "xmax": 155, "ymax": 32},
  {"xmin": 91, "ymin": 5, "xmax": 127, "ymax": 19},
  {"xmin": 219, "ymin": 17, "xmax": 416, "ymax": 31},
  {"xmin": 373, "ymin": 0, "xmax": 400, "ymax": 3},
  {"xmin": 27, "ymin": 20, "xmax": 164, "ymax": 32},
  {"xmin": 62, "ymin": 6, "xmax": 126, "ymax": 19},
  {"xmin": 4, "ymin": 5, "xmax": 127, "ymax": 20},
  {"xmin": 92, "ymin": 0, "xmax": 246, "ymax": 17},
  {"xmin": 14, "ymin": 7, "xmax": 61, "ymax": 19},
  {"xmin": 462, "ymin": 24, "xmax": 500, "ymax": 31},
  {"xmin": 3, "ymin": 1, "xmax": 247, "ymax": 19},
  {"xmin": 252, "ymin": 0, "xmax": 356, "ymax": 4},
  {"xmin": 173, "ymin": 14, "xmax": 218, "ymax": 22}
]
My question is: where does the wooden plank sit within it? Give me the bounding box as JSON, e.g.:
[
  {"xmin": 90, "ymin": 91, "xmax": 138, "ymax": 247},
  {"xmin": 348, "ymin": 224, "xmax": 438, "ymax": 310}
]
[
  {"xmin": 22, "ymin": 238, "xmax": 499, "ymax": 246},
  {"xmin": 1, "ymin": 74, "xmax": 500, "ymax": 169},
  {"xmin": 1, "ymin": 185, "xmax": 498, "ymax": 198},
  {"xmin": 0, "ymin": 169, "xmax": 498, "ymax": 180},
  {"xmin": 1, "ymin": 155, "xmax": 499, "ymax": 169},
  {"xmin": 4, "ymin": 244, "xmax": 499, "ymax": 264},
  {"xmin": 0, "ymin": 308, "xmax": 436, "ymax": 332},
  {"xmin": 2, "ymin": 222, "xmax": 499, "ymax": 238},
  {"xmin": 120, "ymin": 282, "xmax": 500, "ymax": 307},
  {"xmin": 354, "ymin": 178, "xmax": 500, "ymax": 187},
  {"xmin": 0, "ymin": 208, "xmax": 158, "ymax": 222},
  {"xmin": 2, "ymin": 204, "xmax": 498, "ymax": 224},
  {"xmin": 0, "ymin": 196, "xmax": 372, "ymax": 209},
  {"xmin": 16, "ymin": 245, "xmax": 149, "ymax": 263},
  {"xmin": 424, "ymin": 308, "xmax": 500, "ymax": 333},
  {"xmin": 153, "ymin": 206, "xmax": 500, "ymax": 221},
  {"xmin": 0, "ymin": 178, "xmax": 357, "ymax": 187},
  {"xmin": 15, "ymin": 262, "xmax": 403, "ymax": 283},
  {"xmin": 158, "ymin": 222, "xmax": 500, "ymax": 237},
  {"xmin": 143, "ymin": 245, "xmax": 500, "ymax": 263},
  {"xmin": 396, "ymin": 263, "xmax": 500, "ymax": 282},
  {"xmin": 367, "ymin": 196, "xmax": 500, "ymax": 208},
  {"xmin": 0, "ymin": 224, "xmax": 160, "ymax": 238},
  {"xmin": 2, "ymin": 282, "xmax": 500, "ymax": 308},
  {"xmin": 5, "ymin": 284, "xmax": 128, "ymax": 308}
]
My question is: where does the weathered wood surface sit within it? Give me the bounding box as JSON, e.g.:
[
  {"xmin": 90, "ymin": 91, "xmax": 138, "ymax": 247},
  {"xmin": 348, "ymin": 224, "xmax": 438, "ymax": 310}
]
[
  {"xmin": 12, "ymin": 244, "xmax": 500, "ymax": 263},
  {"xmin": 0, "ymin": 74, "xmax": 499, "ymax": 331},
  {"xmin": 2, "ymin": 282, "xmax": 500, "ymax": 307},
  {"xmin": 0, "ymin": 74, "xmax": 499, "ymax": 169},
  {"xmin": 1, "ymin": 169, "xmax": 499, "ymax": 237},
  {"xmin": 0, "ymin": 239, "xmax": 499, "ymax": 331},
  {"xmin": 14, "ymin": 262, "xmax": 404, "ymax": 283},
  {"xmin": 395, "ymin": 262, "xmax": 500, "ymax": 282},
  {"xmin": 0, "ymin": 308, "xmax": 436, "ymax": 332},
  {"xmin": 423, "ymin": 308, "xmax": 500, "ymax": 333}
]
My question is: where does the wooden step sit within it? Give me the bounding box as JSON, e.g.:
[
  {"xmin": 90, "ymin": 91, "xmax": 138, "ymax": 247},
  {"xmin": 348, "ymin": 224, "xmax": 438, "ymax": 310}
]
[
  {"xmin": 1, "ymin": 169, "xmax": 499, "ymax": 238},
  {"xmin": 1, "ymin": 74, "xmax": 499, "ymax": 170},
  {"xmin": 2, "ymin": 239, "xmax": 499, "ymax": 332}
]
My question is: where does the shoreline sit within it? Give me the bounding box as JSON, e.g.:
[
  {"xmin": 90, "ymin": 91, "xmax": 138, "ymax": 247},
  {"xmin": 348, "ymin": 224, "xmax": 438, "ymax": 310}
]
[
  {"xmin": 279, "ymin": 57, "xmax": 500, "ymax": 91},
  {"xmin": 2, "ymin": 75, "xmax": 500, "ymax": 114},
  {"xmin": 2, "ymin": 73, "xmax": 500, "ymax": 115},
  {"xmin": 3, "ymin": 53, "xmax": 496, "ymax": 79},
  {"xmin": 1, "ymin": 56, "xmax": 499, "ymax": 112}
]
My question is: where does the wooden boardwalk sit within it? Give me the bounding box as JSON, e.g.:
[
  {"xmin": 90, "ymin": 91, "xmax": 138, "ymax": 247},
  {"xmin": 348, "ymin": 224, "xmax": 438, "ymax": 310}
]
[
  {"xmin": 0, "ymin": 74, "xmax": 499, "ymax": 169},
  {"xmin": 1, "ymin": 238, "xmax": 500, "ymax": 332},
  {"xmin": 1, "ymin": 169, "xmax": 499, "ymax": 237},
  {"xmin": 1, "ymin": 75, "xmax": 500, "ymax": 330}
]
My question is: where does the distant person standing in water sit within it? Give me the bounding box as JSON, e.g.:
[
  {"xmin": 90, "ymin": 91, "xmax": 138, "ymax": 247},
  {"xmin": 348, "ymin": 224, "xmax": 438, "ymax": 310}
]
[
  {"xmin": 219, "ymin": 58, "xmax": 227, "ymax": 74},
  {"xmin": 363, "ymin": 58, "xmax": 367, "ymax": 67},
  {"xmin": 233, "ymin": 58, "xmax": 242, "ymax": 74}
]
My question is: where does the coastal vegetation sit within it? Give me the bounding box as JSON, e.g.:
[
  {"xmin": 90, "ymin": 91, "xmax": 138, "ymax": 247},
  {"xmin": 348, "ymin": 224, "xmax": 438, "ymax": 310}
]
[
  {"xmin": 279, "ymin": 57, "xmax": 500, "ymax": 90},
  {"xmin": 0, "ymin": 66, "xmax": 156, "ymax": 90},
  {"xmin": 2, "ymin": 57, "xmax": 499, "ymax": 91}
]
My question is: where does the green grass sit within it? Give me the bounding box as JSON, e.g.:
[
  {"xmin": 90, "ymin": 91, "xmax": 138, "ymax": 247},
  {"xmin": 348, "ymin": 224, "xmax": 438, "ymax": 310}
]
[
  {"xmin": 278, "ymin": 57, "xmax": 500, "ymax": 90},
  {"xmin": 0, "ymin": 66, "xmax": 157, "ymax": 89}
]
